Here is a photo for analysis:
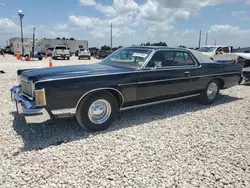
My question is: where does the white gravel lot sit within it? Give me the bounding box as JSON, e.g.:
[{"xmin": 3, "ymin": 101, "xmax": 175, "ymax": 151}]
[{"xmin": 0, "ymin": 54, "xmax": 250, "ymax": 188}]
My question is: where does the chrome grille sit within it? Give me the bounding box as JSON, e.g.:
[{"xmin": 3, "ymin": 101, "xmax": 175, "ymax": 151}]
[{"xmin": 21, "ymin": 79, "xmax": 33, "ymax": 98}]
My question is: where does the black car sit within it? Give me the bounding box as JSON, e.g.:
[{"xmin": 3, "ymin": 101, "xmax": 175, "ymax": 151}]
[
  {"xmin": 11, "ymin": 46, "xmax": 243, "ymax": 131},
  {"xmin": 96, "ymin": 50, "xmax": 110, "ymax": 59}
]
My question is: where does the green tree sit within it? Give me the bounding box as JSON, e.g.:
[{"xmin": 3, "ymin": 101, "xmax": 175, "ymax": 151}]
[
  {"xmin": 56, "ymin": 37, "xmax": 61, "ymax": 40},
  {"xmin": 101, "ymin": 45, "xmax": 111, "ymax": 50}
]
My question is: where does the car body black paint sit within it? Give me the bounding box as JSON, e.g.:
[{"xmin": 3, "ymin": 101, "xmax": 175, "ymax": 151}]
[{"xmin": 17, "ymin": 46, "xmax": 243, "ymax": 111}]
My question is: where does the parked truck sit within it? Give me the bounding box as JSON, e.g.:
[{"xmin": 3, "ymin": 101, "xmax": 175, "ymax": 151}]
[
  {"xmin": 51, "ymin": 45, "xmax": 70, "ymax": 60},
  {"xmin": 198, "ymin": 45, "xmax": 233, "ymax": 61},
  {"xmin": 199, "ymin": 45, "xmax": 250, "ymax": 83}
]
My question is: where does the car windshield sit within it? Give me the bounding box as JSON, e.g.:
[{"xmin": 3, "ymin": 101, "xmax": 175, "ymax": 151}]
[
  {"xmin": 100, "ymin": 48, "xmax": 152, "ymax": 67},
  {"xmin": 55, "ymin": 46, "xmax": 67, "ymax": 50},
  {"xmin": 198, "ymin": 47, "xmax": 217, "ymax": 52},
  {"xmin": 80, "ymin": 49, "xmax": 89, "ymax": 52}
]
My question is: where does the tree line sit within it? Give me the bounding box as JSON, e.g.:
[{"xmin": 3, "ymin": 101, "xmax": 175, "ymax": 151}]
[
  {"xmin": 100, "ymin": 41, "xmax": 168, "ymax": 50},
  {"xmin": 52, "ymin": 37, "xmax": 76, "ymax": 40}
]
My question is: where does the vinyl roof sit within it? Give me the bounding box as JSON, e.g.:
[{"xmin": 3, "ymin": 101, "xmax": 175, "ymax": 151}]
[{"xmin": 126, "ymin": 46, "xmax": 187, "ymax": 51}]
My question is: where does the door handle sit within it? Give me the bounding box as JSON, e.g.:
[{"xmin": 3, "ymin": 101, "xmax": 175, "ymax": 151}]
[{"xmin": 184, "ymin": 71, "xmax": 190, "ymax": 76}]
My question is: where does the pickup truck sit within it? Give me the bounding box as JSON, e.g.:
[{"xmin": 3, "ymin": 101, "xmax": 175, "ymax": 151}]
[
  {"xmin": 198, "ymin": 45, "xmax": 233, "ymax": 61},
  {"xmin": 51, "ymin": 45, "xmax": 70, "ymax": 60}
]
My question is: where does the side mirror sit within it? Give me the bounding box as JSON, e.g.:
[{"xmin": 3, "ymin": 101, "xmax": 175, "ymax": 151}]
[{"xmin": 215, "ymin": 51, "xmax": 218, "ymax": 55}]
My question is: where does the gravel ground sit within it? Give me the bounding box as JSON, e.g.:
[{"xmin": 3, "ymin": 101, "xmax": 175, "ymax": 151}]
[{"xmin": 0, "ymin": 55, "xmax": 250, "ymax": 188}]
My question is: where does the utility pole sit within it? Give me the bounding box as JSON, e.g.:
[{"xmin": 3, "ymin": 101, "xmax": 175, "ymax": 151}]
[
  {"xmin": 32, "ymin": 27, "xmax": 35, "ymax": 57},
  {"xmin": 205, "ymin": 32, "xmax": 208, "ymax": 46},
  {"xmin": 18, "ymin": 10, "xmax": 24, "ymax": 55},
  {"xmin": 111, "ymin": 23, "xmax": 113, "ymax": 51},
  {"xmin": 198, "ymin": 30, "xmax": 202, "ymax": 49},
  {"xmin": 214, "ymin": 38, "xmax": 217, "ymax": 45}
]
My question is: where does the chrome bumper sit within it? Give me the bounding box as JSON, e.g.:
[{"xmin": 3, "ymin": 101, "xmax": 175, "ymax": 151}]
[{"xmin": 10, "ymin": 86, "xmax": 43, "ymax": 116}]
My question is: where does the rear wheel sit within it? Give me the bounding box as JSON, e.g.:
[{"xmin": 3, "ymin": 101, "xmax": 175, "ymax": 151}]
[
  {"xmin": 76, "ymin": 91, "xmax": 118, "ymax": 131},
  {"xmin": 67, "ymin": 57, "xmax": 70, "ymax": 60},
  {"xmin": 199, "ymin": 80, "xmax": 220, "ymax": 104}
]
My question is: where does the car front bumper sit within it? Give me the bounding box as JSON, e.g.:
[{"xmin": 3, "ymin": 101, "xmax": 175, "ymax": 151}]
[
  {"xmin": 243, "ymin": 71, "xmax": 250, "ymax": 84},
  {"xmin": 10, "ymin": 86, "xmax": 44, "ymax": 116}
]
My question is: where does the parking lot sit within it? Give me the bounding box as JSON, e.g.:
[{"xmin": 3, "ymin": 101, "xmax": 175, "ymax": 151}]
[{"xmin": 0, "ymin": 55, "xmax": 250, "ymax": 187}]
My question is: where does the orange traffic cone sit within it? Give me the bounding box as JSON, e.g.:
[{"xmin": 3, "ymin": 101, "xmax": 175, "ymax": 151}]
[{"xmin": 49, "ymin": 57, "xmax": 53, "ymax": 67}]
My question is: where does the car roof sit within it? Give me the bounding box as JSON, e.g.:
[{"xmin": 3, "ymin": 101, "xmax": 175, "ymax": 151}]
[
  {"xmin": 125, "ymin": 46, "xmax": 188, "ymax": 51},
  {"xmin": 201, "ymin": 45, "xmax": 232, "ymax": 48}
]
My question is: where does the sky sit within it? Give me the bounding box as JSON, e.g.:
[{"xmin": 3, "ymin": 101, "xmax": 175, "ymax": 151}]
[{"xmin": 0, "ymin": 0, "xmax": 250, "ymax": 48}]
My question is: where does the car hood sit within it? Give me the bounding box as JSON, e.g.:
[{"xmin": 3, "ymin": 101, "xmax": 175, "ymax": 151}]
[{"xmin": 21, "ymin": 63, "xmax": 136, "ymax": 82}]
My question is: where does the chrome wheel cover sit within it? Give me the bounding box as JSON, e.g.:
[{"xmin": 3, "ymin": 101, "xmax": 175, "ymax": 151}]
[
  {"xmin": 88, "ymin": 99, "xmax": 111, "ymax": 124},
  {"xmin": 207, "ymin": 82, "xmax": 218, "ymax": 99}
]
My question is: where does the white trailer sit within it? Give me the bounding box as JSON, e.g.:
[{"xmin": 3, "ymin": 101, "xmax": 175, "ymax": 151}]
[
  {"xmin": 9, "ymin": 37, "xmax": 88, "ymax": 55},
  {"xmin": 9, "ymin": 37, "xmax": 31, "ymax": 55}
]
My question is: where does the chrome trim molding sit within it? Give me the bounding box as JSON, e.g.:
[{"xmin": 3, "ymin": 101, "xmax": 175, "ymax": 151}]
[
  {"xmin": 10, "ymin": 86, "xmax": 43, "ymax": 116},
  {"xmin": 138, "ymin": 71, "xmax": 241, "ymax": 85},
  {"xmin": 34, "ymin": 71, "xmax": 139, "ymax": 86},
  {"xmin": 119, "ymin": 94, "xmax": 200, "ymax": 111},
  {"xmin": 141, "ymin": 64, "xmax": 202, "ymax": 72},
  {"xmin": 140, "ymin": 49, "xmax": 156, "ymax": 69},
  {"xmin": 141, "ymin": 49, "xmax": 200, "ymax": 69},
  {"xmin": 22, "ymin": 93, "xmax": 34, "ymax": 100},
  {"xmin": 51, "ymin": 108, "xmax": 76, "ymax": 115},
  {"xmin": 118, "ymin": 82, "xmax": 138, "ymax": 86},
  {"xmin": 75, "ymin": 88, "xmax": 125, "ymax": 111}
]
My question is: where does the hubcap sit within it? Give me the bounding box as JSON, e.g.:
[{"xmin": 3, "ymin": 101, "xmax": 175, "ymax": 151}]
[
  {"xmin": 88, "ymin": 99, "xmax": 111, "ymax": 124},
  {"xmin": 207, "ymin": 82, "xmax": 218, "ymax": 99}
]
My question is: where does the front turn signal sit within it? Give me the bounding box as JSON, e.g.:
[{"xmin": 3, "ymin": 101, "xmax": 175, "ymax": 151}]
[{"xmin": 35, "ymin": 89, "xmax": 46, "ymax": 106}]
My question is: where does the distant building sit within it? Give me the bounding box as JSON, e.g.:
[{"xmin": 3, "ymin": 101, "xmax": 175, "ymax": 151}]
[{"xmin": 9, "ymin": 37, "xmax": 88, "ymax": 55}]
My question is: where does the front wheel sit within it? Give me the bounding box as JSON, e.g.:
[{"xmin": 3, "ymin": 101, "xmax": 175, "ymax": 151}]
[
  {"xmin": 76, "ymin": 91, "xmax": 118, "ymax": 131},
  {"xmin": 199, "ymin": 80, "xmax": 220, "ymax": 105},
  {"xmin": 67, "ymin": 57, "xmax": 70, "ymax": 60}
]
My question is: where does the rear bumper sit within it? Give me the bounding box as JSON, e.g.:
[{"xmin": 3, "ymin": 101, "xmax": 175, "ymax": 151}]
[
  {"xmin": 54, "ymin": 54, "xmax": 70, "ymax": 57},
  {"xmin": 10, "ymin": 86, "xmax": 44, "ymax": 116},
  {"xmin": 79, "ymin": 55, "xmax": 90, "ymax": 58}
]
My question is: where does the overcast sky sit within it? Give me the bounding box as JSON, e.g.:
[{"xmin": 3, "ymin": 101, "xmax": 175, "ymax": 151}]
[{"xmin": 0, "ymin": 0, "xmax": 250, "ymax": 48}]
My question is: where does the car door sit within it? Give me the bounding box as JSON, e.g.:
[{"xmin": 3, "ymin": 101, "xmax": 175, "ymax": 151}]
[{"xmin": 137, "ymin": 50, "xmax": 199, "ymax": 101}]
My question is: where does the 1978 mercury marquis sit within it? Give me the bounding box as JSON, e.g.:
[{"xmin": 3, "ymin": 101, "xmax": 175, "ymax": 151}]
[{"xmin": 11, "ymin": 46, "xmax": 244, "ymax": 131}]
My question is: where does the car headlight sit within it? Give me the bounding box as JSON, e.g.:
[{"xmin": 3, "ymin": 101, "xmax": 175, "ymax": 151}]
[
  {"xmin": 17, "ymin": 75, "xmax": 21, "ymax": 85},
  {"xmin": 35, "ymin": 89, "xmax": 46, "ymax": 106}
]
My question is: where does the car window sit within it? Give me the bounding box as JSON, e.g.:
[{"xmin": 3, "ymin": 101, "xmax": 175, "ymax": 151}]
[
  {"xmin": 146, "ymin": 51, "xmax": 196, "ymax": 68},
  {"xmin": 173, "ymin": 52, "xmax": 186, "ymax": 66},
  {"xmin": 146, "ymin": 51, "xmax": 166, "ymax": 67},
  {"xmin": 102, "ymin": 48, "xmax": 152, "ymax": 67},
  {"xmin": 217, "ymin": 47, "xmax": 223, "ymax": 52},
  {"xmin": 184, "ymin": 52, "xmax": 196, "ymax": 65},
  {"xmin": 222, "ymin": 47, "xmax": 229, "ymax": 53},
  {"xmin": 55, "ymin": 46, "xmax": 67, "ymax": 50}
]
